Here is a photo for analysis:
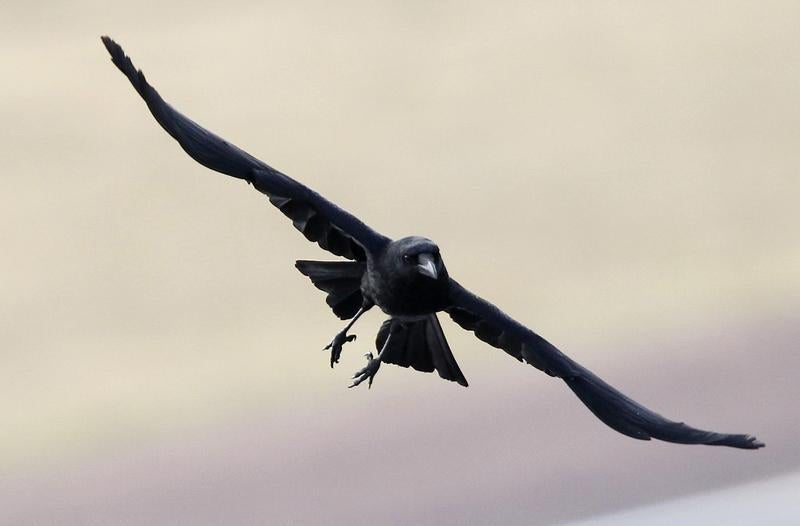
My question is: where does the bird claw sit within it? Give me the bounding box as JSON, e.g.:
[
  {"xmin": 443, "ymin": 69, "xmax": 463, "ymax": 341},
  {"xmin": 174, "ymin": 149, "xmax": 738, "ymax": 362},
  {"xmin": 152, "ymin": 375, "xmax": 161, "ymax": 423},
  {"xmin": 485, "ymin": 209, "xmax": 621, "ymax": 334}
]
[
  {"xmin": 324, "ymin": 332, "xmax": 357, "ymax": 368},
  {"xmin": 348, "ymin": 352, "xmax": 381, "ymax": 389}
]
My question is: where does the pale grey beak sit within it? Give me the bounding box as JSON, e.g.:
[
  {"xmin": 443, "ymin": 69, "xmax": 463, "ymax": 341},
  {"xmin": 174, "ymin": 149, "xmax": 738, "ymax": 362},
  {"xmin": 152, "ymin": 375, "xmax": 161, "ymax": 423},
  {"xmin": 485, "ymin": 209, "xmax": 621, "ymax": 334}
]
[{"xmin": 417, "ymin": 253, "xmax": 439, "ymax": 279}]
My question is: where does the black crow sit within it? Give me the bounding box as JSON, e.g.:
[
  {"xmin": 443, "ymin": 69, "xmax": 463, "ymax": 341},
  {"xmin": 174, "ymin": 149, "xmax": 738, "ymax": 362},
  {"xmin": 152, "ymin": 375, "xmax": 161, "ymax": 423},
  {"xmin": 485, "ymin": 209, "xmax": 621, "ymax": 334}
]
[{"xmin": 101, "ymin": 37, "xmax": 763, "ymax": 450}]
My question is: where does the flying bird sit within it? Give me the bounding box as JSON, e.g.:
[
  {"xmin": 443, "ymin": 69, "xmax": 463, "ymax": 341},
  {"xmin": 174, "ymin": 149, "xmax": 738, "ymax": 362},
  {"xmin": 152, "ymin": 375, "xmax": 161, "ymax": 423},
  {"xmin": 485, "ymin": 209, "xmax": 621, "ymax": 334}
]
[{"xmin": 101, "ymin": 36, "xmax": 763, "ymax": 450}]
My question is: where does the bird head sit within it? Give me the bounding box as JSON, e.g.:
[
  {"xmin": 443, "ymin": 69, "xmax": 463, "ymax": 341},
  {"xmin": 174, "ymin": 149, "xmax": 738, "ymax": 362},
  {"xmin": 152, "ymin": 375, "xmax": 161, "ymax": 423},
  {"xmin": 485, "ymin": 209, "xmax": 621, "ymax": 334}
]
[{"xmin": 387, "ymin": 236, "xmax": 446, "ymax": 281}]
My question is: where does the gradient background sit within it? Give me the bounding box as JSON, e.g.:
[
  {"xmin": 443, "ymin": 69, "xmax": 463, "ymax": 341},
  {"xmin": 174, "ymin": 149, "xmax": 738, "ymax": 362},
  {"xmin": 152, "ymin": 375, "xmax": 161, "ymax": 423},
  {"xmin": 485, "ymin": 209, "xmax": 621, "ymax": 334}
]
[{"xmin": 2, "ymin": 1, "xmax": 799, "ymax": 524}]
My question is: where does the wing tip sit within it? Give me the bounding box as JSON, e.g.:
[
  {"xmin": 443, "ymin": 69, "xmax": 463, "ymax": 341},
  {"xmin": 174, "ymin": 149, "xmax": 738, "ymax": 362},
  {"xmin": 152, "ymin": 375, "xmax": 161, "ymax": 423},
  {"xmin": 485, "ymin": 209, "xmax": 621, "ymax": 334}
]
[
  {"xmin": 721, "ymin": 434, "xmax": 765, "ymax": 450},
  {"xmin": 565, "ymin": 374, "xmax": 763, "ymax": 450},
  {"xmin": 100, "ymin": 35, "xmax": 125, "ymax": 65},
  {"xmin": 100, "ymin": 35, "xmax": 150, "ymax": 96}
]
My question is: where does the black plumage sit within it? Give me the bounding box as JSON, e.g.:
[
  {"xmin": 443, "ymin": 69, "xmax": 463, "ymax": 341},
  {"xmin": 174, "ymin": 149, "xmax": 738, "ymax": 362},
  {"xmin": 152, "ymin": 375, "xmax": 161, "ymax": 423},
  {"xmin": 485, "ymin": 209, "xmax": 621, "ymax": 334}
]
[
  {"xmin": 295, "ymin": 260, "xmax": 365, "ymax": 320},
  {"xmin": 376, "ymin": 315, "xmax": 468, "ymax": 387},
  {"xmin": 102, "ymin": 37, "xmax": 763, "ymax": 450}
]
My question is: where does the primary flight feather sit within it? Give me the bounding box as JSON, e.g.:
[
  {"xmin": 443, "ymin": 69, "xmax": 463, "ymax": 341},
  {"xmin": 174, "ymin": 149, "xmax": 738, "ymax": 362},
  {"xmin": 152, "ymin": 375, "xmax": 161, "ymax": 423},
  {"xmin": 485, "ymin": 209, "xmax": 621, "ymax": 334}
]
[{"xmin": 101, "ymin": 36, "xmax": 763, "ymax": 450}]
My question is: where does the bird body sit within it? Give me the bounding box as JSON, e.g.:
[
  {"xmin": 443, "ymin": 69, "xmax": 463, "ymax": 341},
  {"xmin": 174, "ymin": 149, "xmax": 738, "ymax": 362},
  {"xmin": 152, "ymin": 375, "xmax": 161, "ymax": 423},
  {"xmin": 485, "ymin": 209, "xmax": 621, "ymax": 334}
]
[
  {"xmin": 102, "ymin": 36, "xmax": 763, "ymax": 450},
  {"xmin": 364, "ymin": 237, "xmax": 451, "ymax": 318}
]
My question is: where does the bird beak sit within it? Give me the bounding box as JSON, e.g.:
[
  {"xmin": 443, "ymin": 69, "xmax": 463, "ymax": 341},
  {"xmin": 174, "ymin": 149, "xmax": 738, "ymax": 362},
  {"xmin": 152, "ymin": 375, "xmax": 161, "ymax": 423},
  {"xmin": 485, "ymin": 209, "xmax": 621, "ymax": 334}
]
[{"xmin": 417, "ymin": 253, "xmax": 439, "ymax": 279}]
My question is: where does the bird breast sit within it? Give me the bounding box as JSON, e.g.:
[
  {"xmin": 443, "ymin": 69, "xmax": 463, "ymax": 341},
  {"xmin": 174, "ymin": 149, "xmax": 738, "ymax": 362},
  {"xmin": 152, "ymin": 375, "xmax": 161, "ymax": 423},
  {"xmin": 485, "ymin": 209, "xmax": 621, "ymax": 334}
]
[{"xmin": 364, "ymin": 267, "xmax": 451, "ymax": 317}]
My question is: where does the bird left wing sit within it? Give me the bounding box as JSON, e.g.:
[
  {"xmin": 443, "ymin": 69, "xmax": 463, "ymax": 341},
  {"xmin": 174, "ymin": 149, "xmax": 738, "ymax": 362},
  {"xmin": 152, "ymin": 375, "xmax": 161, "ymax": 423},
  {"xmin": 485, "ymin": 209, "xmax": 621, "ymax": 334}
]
[
  {"xmin": 101, "ymin": 36, "xmax": 389, "ymax": 261},
  {"xmin": 446, "ymin": 279, "xmax": 763, "ymax": 449}
]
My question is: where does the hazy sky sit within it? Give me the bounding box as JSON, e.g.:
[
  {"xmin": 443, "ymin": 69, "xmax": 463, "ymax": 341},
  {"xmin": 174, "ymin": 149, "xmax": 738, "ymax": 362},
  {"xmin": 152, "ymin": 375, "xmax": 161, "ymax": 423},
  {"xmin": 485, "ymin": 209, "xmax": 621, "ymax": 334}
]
[
  {"xmin": 568, "ymin": 472, "xmax": 800, "ymax": 526},
  {"xmin": 2, "ymin": 1, "xmax": 799, "ymax": 524}
]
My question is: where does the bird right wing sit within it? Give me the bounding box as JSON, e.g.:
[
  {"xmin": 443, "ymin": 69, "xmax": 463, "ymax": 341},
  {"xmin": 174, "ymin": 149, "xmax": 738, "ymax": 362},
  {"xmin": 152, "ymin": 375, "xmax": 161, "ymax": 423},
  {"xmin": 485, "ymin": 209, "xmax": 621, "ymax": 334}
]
[
  {"xmin": 446, "ymin": 279, "xmax": 763, "ymax": 449},
  {"xmin": 101, "ymin": 36, "xmax": 390, "ymax": 261}
]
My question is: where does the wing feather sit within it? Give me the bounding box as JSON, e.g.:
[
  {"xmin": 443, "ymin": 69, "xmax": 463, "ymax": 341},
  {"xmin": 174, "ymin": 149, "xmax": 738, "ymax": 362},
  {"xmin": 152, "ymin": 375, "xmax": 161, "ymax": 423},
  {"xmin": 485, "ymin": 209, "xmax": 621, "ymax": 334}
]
[
  {"xmin": 446, "ymin": 279, "xmax": 763, "ymax": 449},
  {"xmin": 101, "ymin": 36, "xmax": 388, "ymax": 261}
]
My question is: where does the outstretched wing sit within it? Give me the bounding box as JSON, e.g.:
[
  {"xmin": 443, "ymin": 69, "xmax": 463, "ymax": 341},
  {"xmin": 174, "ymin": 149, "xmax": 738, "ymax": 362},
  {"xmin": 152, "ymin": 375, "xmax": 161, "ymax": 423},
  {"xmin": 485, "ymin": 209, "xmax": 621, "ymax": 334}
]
[
  {"xmin": 446, "ymin": 279, "xmax": 763, "ymax": 449},
  {"xmin": 101, "ymin": 36, "xmax": 389, "ymax": 261}
]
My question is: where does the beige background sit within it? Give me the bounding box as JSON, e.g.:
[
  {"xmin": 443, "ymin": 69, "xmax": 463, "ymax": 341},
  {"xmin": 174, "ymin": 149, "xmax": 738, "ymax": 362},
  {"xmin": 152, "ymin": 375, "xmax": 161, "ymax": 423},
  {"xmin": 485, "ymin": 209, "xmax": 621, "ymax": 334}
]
[{"xmin": 2, "ymin": 1, "xmax": 799, "ymax": 524}]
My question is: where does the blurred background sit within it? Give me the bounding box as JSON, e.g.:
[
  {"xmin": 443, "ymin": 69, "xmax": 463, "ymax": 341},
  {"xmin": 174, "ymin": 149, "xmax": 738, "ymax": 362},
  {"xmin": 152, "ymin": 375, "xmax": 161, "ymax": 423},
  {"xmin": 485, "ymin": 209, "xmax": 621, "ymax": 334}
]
[{"xmin": 2, "ymin": 1, "xmax": 799, "ymax": 524}]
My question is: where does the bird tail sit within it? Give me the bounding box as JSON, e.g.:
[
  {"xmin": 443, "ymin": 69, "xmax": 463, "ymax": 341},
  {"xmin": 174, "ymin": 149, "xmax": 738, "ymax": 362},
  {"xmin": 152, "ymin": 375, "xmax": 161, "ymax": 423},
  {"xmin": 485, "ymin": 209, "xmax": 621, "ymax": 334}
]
[
  {"xmin": 295, "ymin": 260, "xmax": 366, "ymax": 320},
  {"xmin": 377, "ymin": 315, "xmax": 469, "ymax": 387}
]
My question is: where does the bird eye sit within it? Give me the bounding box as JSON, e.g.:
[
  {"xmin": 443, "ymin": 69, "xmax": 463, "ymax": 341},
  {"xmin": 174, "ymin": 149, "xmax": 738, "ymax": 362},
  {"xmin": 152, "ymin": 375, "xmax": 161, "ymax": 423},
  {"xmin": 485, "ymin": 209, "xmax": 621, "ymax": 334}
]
[{"xmin": 402, "ymin": 254, "xmax": 412, "ymax": 263}]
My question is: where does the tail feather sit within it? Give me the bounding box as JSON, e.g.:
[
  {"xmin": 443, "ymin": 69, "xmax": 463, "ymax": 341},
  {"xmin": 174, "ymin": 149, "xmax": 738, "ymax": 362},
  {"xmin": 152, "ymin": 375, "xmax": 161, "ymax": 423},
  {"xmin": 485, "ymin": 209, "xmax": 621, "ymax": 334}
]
[{"xmin": 377, "ymin": 315, "xmax": 468, "ymax": 387}]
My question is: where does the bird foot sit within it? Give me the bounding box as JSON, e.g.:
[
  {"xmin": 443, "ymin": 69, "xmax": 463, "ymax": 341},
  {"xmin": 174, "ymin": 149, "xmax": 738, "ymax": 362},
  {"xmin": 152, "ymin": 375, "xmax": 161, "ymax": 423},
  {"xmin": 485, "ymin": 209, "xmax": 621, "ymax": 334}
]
[
  {"xmin": 348, "ymin": 353, "xmax": 381, "ymax": 389},
  {"xmin": 324, "ymin": 331, "xmax": 357, "ymax": 368}
]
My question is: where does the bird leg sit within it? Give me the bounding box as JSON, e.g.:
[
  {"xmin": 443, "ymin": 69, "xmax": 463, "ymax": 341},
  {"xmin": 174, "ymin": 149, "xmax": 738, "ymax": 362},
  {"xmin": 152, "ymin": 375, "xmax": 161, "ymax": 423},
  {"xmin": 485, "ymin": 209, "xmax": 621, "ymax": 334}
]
[
  {"xmin": 349, "ymin": 321, "xmax": 399, "ymax": 389},
  {"xmin": 324, "ymin": 304, "xmax": 370, "ymax": 368}
]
